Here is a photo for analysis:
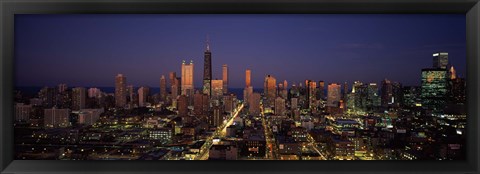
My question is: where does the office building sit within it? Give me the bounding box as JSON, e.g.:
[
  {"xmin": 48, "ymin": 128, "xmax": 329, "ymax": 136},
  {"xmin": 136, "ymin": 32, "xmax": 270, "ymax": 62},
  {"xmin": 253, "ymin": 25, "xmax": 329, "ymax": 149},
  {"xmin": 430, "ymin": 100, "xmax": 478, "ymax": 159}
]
[
  {"xmin": 203, "ymin": 37, "xmax": 212, "ymax": 96},
  {"xmin": 181, "ymin": 60, "xmax": 194, "ymax": 97},
  {"xmin": 433, "ymin": 52, "xmax": 449, "ymax": 69},
  {"xmin": 72, "ymin": 87, "xmax": 86, "ymax": 110},
  {"xmin": 264, "ymin": 75, "xmax": 277, "ymax": 108},
  {"xmin": 44, "ymin": 108, "xmax": 70, "ymax": 128},
  {"xmin": 160, "ymin": 75, "xmax": 167, "ymax": 102},
  {"xmin": 222, "ymin": 64, "xmax": 228, "ymax": 94},
  {"xmin": 211, "ymin": 79, "xmax": 224, "ymax": 100},
  {"xmin": 115, "ymin": 74, "xmax": 127, "ymax": 108},
  {"xmin": 327, "ymin": 83, "xmax": 341, "ymax": 107},
  {"xmin": 138, "ymin": 86, "xmax": 150, "ymax": 107}
]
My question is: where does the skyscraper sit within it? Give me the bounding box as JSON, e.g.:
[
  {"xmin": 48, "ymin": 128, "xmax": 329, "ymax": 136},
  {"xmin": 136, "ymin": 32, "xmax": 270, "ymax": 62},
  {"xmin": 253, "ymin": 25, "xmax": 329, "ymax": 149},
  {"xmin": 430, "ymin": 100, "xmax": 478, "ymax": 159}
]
[
  {"xmin": 433, "ymin": 52, "xmax": 449, "ymax": 69},
  {"xmin": 115, "ymin": 74, "xmax": 127, "ymax": 108},
  {"xmin": 177, "ymin": 95, "xmax": 188, "ymax": 117},
  {"xmin": 194, "ymin": 93, "xmax": 209, "ymax": 116},
  {"xmin": 421, "ymin": 68, "xmax": 448, "ymax": 115},
  {"xmin": 160, "ymin": 75, "xmax": 167, "ymax": 102},
  {"xmin": 327, "ymin": 83, "xmax": 341, "ymax": 107},
  {"xmin": 138, "ymin": 86, "xmax": 150, "ymax": 107},
  {"xmin": 244, "ymin": 69, "xmax": 253, "ymax": 104},
  {"xmin": 181, "ymin": 60, "xmax": 194, "ymax": 97},
  {"xmin": 318, "ymin": 81, "xmax": 325, "ymax": 101},
  {"xmin": 275, "ymin": 96, "xmax": 285, "ymax": 116},
  {"xmin": 264, "ymin": 75, "xmax": 277, "ymax": 108},
  {"xmin": 249, "ymin": 93, "xmax": 261, "ymax": 116},
  {"xmin": 381, "ymin": 79, "xmax": 393, "ymax": 108},
  {"xmin": 203, "ymin": 37, "xmax": 212, "ymax": 96},
  {"xmin": 222, "ymin": 64, "xmax": 228, "ymax": 94},
  {"xmin": 308, "ymin": 80, "xmax": 317, "ymax": 108},
  {"xmin": 211, "ymin": 79, "xmax": 224, "ymax": 101},
  {"xmin": 246, "ymin": 69, "xmax": 251, "ymax": 87},
  {"xmin": 72, "ymin": 87, "xmax": 86, "ymax": 110}
]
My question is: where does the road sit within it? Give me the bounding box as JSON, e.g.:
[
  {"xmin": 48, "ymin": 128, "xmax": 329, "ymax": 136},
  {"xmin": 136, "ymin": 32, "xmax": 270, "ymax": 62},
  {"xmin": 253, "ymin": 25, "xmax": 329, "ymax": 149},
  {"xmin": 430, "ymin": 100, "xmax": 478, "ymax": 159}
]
[
  {"xmin": 261, "ymin": 112, "xmax": 279, "ymax": 160},
  {"xmin": 195, "ymin": 103, "xmax": 244, "ymax": 160},
  {"xmin": 306, "ymin": 133, "xmax": 327, "ymax": 160}
]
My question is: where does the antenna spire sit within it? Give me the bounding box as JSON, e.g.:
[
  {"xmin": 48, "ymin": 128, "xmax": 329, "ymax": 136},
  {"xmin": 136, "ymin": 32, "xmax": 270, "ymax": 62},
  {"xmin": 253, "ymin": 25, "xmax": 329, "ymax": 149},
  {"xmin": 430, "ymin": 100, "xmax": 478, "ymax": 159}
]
[{"xmin": 206, "ymin": 34, "xmax": 210, "ymax": 52}]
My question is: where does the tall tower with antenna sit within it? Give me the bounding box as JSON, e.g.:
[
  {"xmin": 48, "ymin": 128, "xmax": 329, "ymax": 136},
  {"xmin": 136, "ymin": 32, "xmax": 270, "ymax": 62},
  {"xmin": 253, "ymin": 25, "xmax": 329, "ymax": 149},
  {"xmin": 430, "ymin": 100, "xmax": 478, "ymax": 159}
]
[{"xmin": 203, "ymin": 35, "xmax": 212, "ymax": 97}]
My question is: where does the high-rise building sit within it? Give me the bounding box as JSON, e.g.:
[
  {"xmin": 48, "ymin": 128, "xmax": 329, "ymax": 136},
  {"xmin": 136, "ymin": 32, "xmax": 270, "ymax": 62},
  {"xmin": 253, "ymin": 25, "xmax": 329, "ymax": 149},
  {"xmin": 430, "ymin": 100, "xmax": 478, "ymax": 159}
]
[
  {"xmin": 402, "ymin": 86, "xmax": 421, "ymax": 108},
  {"xmin": 327, "ymin": 83, "xmax": 341, "ymax": 107},
  {"xmin": 264, "ymin": 75, "xmax": 277, "ymax": 108},
  {"xmin": 433, "ymin": 52, "xmax": 449, "ymax": 69},
  {"xmin": 381, "ymin": 79, "xmax": 393, "ymax": 108},
  {"xmin": 222, "ymin": 64, "xmax": 228, "ymax": 94},
  {"xmin": 211, "ymin": 106, "xmax": 223, "ymax": 127},
  {"xmin": 181, "ymin": 60, "xmax": 194, "ymax": 97},
  {"xmin": 224, "ymin": 94, "xmax": 235, "ymax": 113},
  {"xmin": 15, "ymin": 103, "xmax": 32, "ymax": 121},
  {"xmin": 244, "ymin": 69, "xmax": 253, "ymax": 104},
  {"xmin": 281, "ymin": 80, "xmax": 288, "ymax": 99},
  {"xmin": 448, "ymin": 77, "xmax": 466, "ymax": 104},
  {"xmin": 211, "ymin": 79, "xmax": 224, "ymax": 100},
  {"xmin": 366, "ymin": 83, "xmax": 381, "ymax": 111},
  {"xmin": 421, "ymin": 68, "xmax": 448, "ymax": 115},
  {"xmin": 87, "ymin": 88, "xmax": 102, "ymax": 98},
  {"xmin": 449, "ymin": 66, "xmax": 457, "ymax": 80},
  {"xmin": 138, "ymin": 86, "xmax": 150, "ymax": 107},
  {"xmin": 246, "ymin": 69, "xmax": 251, "ymax": 88},
  {"xmin": 343, "ymin": 82, "xmax": 348, "ymax": 105},
  {"xmin": 318, "ymin": 81, "xmax": 325, "ymax": 101},
  {"xmin": 72, "ymin": 87, "xmax": 86, "ymax": 110},
  {"xmin": 203, "ymin": 37, "xmax": 212, "ymax": 96},
  {"xmin": 291, "ymin": 97, "xmax": 298, "ymax": 110},
  {"xmin": 44, "ymin": 108, "xmax": 70, "ymax": 128},
  {"xmin": 308, "ymin": 80, "xmax": 317, "ymax": 108},
  {"xmin": 177, "ymin": 95, "xmax": 188, "ymax": 117},
  {"xmin": 249, "ymin": 93, "xmax": 261, "ymax": 116},
  {"xmin": 160, "ymin": 75, "xmax": 167, "ymax": 102},
  {"xmin": 194, "ymin": 93, "xmax": 210, "ymax": 116},
  {"xmin": 58, "ymin": 84, "xmax": 68, "ymax": 93},
  {"xmin": 275, "ymin": 96, "xmax": 285, "ymax": 116},
  {"xmin": 115, "ymin": 74, "xmax": 127, "ymax": 108}
]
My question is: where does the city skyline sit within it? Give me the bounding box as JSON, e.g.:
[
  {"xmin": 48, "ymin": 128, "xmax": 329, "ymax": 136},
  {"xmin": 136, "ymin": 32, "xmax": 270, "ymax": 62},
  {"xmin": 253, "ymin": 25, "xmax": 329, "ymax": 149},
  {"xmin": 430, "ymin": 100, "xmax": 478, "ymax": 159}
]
[{"xmin": 15, "ymin": 14, "xmax": 466, "ymax": 88}]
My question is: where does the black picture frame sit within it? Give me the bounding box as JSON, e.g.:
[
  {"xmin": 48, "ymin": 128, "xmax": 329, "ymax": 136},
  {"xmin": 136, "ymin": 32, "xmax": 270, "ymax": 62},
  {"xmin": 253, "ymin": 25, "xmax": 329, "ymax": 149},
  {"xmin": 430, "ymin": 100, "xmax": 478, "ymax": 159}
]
[{"xmin": 1, "ymin": 0, "xmax": 479, "ymax": 174}]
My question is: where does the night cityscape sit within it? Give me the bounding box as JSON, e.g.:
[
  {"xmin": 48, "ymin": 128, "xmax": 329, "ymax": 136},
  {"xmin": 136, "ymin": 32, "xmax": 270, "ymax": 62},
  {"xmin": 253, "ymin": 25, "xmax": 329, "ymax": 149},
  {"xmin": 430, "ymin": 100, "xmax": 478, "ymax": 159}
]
[{"xmin": 13, "ymin": 14, "xmax": 466, "ymax": 160}]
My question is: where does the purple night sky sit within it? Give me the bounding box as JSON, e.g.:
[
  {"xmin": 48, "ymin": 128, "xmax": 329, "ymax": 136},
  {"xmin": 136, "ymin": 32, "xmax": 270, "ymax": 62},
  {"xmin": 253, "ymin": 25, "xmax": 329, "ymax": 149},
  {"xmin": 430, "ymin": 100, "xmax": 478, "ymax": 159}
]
[{"xmin": 14, "ymin": 14, "xmax": 466, "ymax": 89}]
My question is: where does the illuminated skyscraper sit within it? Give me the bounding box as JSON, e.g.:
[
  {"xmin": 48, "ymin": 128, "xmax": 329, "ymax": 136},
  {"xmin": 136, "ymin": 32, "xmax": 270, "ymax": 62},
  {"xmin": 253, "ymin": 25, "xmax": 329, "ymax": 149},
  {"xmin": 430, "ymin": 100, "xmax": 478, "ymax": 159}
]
[
  {"xmin": 249, "ymin": 93, "xmax": 261, "ymax": 116},
  {"xmin": 244, "ymin": 69, "xmax": 253, "ymax": 104},
  {"xmin": 177, "ymin": 95, "xmax": 188, "ymax": 117},
  {"xmin": 246, "ymin": 69, "xmax": 251, "ymax": 87},
  {"xmin": 203, "ymin": 36, "xmax": 212, "ymax": 96},
  {"xmin": 72, "ymin": 87, "xmax": 86, "ymax": 110},
  {"xmin": 194, "ymin": 92, "xmax": 209, "ymax": 116},
  {"xmin": 160, "ymin": 75, "xmax": 167, "ymax": 102},
  {"xmin": 115, "ymin": 74, "xmax": 127, "ymax": 108},
  {"xmin": 264, "ymin": 75, "xmax": 277, "ymax": 108},
  {"xmin": 318, "ymin": 81, "xmax": 325, "ymax": 100},
  {"xmin": 327, "ymin": 83, "xmax": 341, "ymax": 107},
  {"xmin": 138, "ymin": 86, "xmax": 150, "ymax": 107},
  {"xmin": 366, "ymin": 83, "xmax": 380, "ymax": 111},
  {"xmin": 275, "ymin": 96, "xmax": 285, "ymax": 116},
  {"xmin": 212, "ymin": 79, "xmax": 224, "ymax": 100},
  {"xmin": 421, "ymin": 68, "xmax": 448, "ymax": 115},
  {"xmin": 181, "ymin": 60, "xmax": 194, "ymax": 97},
  {"xmin": 222, "ymin": 64, "xmax": 228, "ymax": 94},
  {"xmin": 449, "ymin": 66, "xmax": 457, "ymax": 80},
  {"xmin": 308, "ymin": 80, "xmax": 317, "ymax": 108},
  {"xmin": 433, "ymin": 52, "xmax": 449, "ymax": 69},
  {"xmin": 281, "ymin": 80, "xmax": 288, "ymax": 99},
  {"xmin": 381, "ymin": 79, "xmax": 393, "ymax": 108}
]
